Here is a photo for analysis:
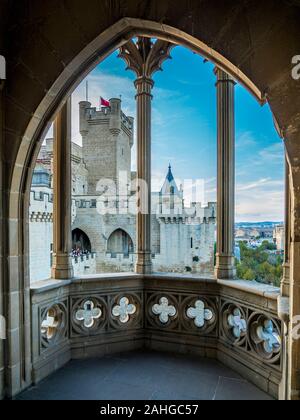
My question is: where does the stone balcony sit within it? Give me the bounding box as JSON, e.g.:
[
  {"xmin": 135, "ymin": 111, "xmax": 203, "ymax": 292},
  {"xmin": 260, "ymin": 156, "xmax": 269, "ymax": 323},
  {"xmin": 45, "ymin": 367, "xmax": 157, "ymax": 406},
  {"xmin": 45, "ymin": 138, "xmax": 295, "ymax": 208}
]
[
  {"xmin": 30, "ymin": 274, "xmax": 282, "ymax": 399},
  {"xmin": 17, "ymin": 350, "xmax": 274, "ymax": 400}
]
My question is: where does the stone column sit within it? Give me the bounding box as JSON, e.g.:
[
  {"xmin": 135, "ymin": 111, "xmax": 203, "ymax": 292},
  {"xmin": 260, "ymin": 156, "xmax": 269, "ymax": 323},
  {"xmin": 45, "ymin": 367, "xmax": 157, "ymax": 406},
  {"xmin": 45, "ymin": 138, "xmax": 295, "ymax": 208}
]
[
  {"xmin": 119, "ymin": 38, "xmax": 173, "ymax": 274},
  {"xmin": 134, "ymin": 76, "xmax": 154, "ymax": 273},
  {"xmin": 51, "ymin": 98, "xmax": 73, "ymax": 279},
  {"xmin": 285, "ymin": 137, "xmax": 300, "ymax": 400},
  {"xmin": 282, "ymin": 156, "xmax": 291, "ymax": 297},
  {"xmin": 278, "ymin": 156, "xmax": 292, "ymax": 400},
  {"xmin": 215, "ymin": 68, "xmax": 236, "ymax": 280},
  {"xmin": 0, "ymin": 79, "xmax": 4, "ymax": 399}
]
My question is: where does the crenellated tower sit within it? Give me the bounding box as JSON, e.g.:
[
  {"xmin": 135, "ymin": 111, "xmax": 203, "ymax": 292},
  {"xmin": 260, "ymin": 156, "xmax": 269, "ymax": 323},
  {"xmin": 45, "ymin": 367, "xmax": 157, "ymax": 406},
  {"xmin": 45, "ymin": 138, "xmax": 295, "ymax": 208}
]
[{"xmin": 79, "ymin": 98, "xmax": 134, "ymax": 194}]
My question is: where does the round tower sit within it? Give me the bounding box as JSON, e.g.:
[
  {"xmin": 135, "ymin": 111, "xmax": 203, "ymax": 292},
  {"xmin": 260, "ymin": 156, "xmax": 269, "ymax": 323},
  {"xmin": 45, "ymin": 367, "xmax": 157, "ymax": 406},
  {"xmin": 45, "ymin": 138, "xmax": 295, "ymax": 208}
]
[
  {"xmin": 79, "ymin": 101, "xmax": 91, "ymax": 136},
  {"xmin": 109, "ymin": 98, "xmax": 121, "ymax": 135}
]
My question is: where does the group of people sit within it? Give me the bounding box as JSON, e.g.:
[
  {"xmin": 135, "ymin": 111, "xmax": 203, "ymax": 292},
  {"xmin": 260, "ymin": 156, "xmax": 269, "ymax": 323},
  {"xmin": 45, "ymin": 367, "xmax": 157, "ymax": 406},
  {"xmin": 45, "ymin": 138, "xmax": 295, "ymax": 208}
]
[{"xmin": 72, "ymin": 248, "xmax": 90, "ymax": 258}]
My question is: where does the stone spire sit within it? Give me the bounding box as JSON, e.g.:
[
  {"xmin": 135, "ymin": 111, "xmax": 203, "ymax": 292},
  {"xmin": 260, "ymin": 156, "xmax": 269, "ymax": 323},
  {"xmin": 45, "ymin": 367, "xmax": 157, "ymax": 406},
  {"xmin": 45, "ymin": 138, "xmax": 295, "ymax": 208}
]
[
  {"xmin": 119, "ymin": 37, "xmax": 174, "ymax": 274},
  {"xmin": 161, "ymin": 164, "xmax": 180, "ymax": 195},
  {"xmin": 167, "ymin": 164, "xmax": 174, "ymax": 182}
]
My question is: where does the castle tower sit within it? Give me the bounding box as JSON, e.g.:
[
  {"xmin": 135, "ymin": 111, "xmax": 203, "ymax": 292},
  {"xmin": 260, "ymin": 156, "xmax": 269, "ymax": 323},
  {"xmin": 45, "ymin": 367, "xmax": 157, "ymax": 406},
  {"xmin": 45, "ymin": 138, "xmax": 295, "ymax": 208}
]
[
  {"xmin": 159, "ymin": 165, "xmax": 184, "ymax": 214},
  {"xmin": 79, "ymin": 98, "xmax": 134, "ymax": 194}
]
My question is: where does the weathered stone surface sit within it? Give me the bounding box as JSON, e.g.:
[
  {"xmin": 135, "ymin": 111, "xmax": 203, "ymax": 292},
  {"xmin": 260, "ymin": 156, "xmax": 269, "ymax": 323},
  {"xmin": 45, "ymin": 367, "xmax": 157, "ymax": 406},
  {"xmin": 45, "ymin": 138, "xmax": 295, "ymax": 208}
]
[
  {"xmin": 1, "ymin": 0, "xmax": 300, "ymax": 400},
  {"xmin": 28, "ymin": 274, "xmax": 281, "ymax": 399}
]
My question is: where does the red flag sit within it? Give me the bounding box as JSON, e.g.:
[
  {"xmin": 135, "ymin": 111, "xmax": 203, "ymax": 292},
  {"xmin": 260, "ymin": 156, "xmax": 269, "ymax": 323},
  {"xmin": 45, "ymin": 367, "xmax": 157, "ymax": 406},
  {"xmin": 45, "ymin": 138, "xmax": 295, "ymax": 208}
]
[{"xmin": 100, "ymin": 97, "xmax": 110, "ymax": 107}]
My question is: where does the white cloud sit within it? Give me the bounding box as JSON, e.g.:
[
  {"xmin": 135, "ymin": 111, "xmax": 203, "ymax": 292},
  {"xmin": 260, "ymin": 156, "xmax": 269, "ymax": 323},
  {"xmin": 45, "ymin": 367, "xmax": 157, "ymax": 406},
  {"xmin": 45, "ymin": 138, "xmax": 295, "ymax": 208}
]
[
  {"xmin": 237, "ymin": 178, "xmax": 277, "ymax": 192},
  {"xmin": 236, "ymin": 177, "xmax": 284, "ymax": 222},
  {"xmin": 236, "ymin": 131, "xmax": 257, "ymax": 149},
  {"xmin": 258, "ymin": 142, "xmax": 284, "ymax": 162}
]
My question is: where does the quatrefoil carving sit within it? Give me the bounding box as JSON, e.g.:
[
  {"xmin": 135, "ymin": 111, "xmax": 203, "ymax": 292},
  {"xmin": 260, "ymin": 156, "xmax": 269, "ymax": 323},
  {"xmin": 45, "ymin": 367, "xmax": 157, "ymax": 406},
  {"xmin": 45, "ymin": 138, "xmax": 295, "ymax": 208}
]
[
  {"xmin": 152, "ymin": 297, "xmax": 177, "ymax": 324},
  {"xmin": 186, "ymin": 300, "xmax": 213, "ymax": 328},
  {"xmin": 112, "ymin": 297, "xmax": 137, "ymax": 324},
  {"xmin": 227, "ymin": 308, "xmax": 247, "ymax": 339},
  {"xmin": 75, "ymin": 300, "xmax": 102, "ymax": 328},
  {"xmin": 41, "ymin": 308, "xmax": 60, "ymax": 341},
  {"xmin": 256, "ymin": 320, "xmax": 281, "ymax": 354}
]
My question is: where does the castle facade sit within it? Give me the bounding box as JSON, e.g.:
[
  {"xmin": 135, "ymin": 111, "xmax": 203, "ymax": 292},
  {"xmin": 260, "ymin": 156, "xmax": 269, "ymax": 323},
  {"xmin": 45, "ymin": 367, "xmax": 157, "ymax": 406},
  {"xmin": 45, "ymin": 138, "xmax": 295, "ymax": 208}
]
[{"xmin": 29, "ymin": 99, "xmax": 216, "ymax": 281}]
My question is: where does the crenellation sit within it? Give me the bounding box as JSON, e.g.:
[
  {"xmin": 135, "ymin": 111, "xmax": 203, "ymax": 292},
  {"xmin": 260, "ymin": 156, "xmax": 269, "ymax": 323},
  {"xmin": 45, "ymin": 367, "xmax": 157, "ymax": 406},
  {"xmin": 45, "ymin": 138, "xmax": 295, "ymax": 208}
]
[{"xmin": 79, "ymin": 98, "xmax": 134, "ymax": 194}]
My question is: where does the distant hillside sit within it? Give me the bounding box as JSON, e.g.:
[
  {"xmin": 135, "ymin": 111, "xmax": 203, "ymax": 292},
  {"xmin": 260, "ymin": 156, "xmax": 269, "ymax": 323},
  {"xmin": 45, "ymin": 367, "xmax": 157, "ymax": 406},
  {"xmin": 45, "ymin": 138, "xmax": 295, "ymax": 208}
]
[{"xmin": 235, "ymin": 222, "xmax": 283, "ymax": 228}]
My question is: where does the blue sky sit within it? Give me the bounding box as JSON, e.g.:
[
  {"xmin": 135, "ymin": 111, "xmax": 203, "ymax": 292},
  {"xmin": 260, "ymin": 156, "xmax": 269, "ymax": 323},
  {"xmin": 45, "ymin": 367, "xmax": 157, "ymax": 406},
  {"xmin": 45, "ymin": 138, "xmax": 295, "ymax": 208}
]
[{"xmin": 69, "ymin": 45, "xmax": 284, "ymax": 222}]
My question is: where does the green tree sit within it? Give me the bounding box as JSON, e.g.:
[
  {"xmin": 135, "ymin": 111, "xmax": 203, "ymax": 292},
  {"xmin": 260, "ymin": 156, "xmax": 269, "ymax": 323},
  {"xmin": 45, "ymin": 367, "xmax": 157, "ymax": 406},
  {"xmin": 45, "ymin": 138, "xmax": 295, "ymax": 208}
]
[
  {"xmin": 235, "ymin": 242, "xmax": 283, "ymax": 286},
  {"xmin": 244, "ymin": 269, "xmax": 255, "ymax": 281}
]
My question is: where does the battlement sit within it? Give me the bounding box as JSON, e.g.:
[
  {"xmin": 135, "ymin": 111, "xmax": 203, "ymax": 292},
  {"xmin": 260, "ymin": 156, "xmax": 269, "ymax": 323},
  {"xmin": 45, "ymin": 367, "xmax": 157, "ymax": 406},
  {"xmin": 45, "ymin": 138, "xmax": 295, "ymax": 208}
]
[
  {"xmin": 30, "ymin": 190, "xmax": 53, "ymax": 204},
  {"xmin": 30, "ymin": 189, "xmax": 53, "ymax": 219},
  {"xmin": 79, "ymin": 98, "xmax": 134, "ymax": 139},
  {"xmin": 79, "ymin": 97, "xmax": 135, "ymax": 194},
  {"xmin": 30, "ymin": 211, "xmax": 53, "ymax": 223},
  {"xmin": 157, "ymin": 213, "xmax": 216, "ymax": 225}
]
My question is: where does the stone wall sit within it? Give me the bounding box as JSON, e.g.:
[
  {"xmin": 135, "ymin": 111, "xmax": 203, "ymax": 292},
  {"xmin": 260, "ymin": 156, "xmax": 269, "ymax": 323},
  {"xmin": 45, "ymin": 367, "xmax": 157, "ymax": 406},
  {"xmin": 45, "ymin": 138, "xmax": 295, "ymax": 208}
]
[
  {"xmin": 29, "ymin": 190, "xmax": 53, "ymax": 283},
  {"xmin": 79, "ymin": 100, "xmax": 133, "ymax": 194},
  {"xmin": 73, "ymin": 254, "xmax": 97, "ymax": 277},
  {"xmin": 29, "ymin": 220, "xmax": 53, "ymax": 283},
  {"xmin": 154, "ymin": 218, "xmax": 215, "ymax": 274}
]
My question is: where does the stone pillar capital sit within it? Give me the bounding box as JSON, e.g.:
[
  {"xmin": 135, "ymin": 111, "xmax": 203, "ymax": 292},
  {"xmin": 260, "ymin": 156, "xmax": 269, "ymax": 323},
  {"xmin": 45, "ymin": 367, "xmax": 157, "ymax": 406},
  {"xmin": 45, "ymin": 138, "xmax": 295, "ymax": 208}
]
[
  {"xmin": 134, "ymin": 77, "xmax": 154, "ymax": 98},
  {"xmin": 214, "ymin": 67, "xmax": 236, "ymax": 85},
  {"xmin": 119, "ymin": 37, "xmax": 173, "ymax": 80}
]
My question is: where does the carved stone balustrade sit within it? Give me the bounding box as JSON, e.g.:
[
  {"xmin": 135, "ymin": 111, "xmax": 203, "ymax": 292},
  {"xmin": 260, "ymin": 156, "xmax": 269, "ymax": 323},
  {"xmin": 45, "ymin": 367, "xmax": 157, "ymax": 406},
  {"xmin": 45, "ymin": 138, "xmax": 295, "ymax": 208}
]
[{"xmin": 31, "ymin": 274, "xmax": 282, "ymax": 398}]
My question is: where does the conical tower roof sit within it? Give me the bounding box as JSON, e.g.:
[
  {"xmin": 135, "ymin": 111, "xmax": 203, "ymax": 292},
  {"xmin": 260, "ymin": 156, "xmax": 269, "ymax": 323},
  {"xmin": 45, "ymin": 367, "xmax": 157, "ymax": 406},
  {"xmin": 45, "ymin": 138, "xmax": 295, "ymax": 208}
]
[{"xmin": 160, "ymin": 165, "xmax": 180, "ymax": 195}]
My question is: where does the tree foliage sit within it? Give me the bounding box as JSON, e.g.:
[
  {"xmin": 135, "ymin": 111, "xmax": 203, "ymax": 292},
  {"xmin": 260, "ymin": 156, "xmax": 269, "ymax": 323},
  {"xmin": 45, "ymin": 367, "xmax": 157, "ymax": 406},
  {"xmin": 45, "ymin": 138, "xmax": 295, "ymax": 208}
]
[{"xmin": 236, "ymin": 241, "xmax": 283, "ymax": 287}]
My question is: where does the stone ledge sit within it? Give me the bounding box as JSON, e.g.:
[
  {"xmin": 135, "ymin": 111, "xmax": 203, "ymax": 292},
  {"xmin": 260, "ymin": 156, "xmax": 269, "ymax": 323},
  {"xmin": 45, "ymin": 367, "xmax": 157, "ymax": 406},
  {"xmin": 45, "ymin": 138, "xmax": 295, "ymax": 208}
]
[
  {"xmin": 30, "ymin": 275, "xmax": 280, "ymax": 303},
  {"xmin": 72, "ymin": 272, "xmax": 143, "ymax": 283},
  {"xmin": 218, "ymin": 279, "xmax": 280, "ymax": 300},
  {"xmin": 30, "ymin": 279, "xmax": 72, "ymax": 295}
]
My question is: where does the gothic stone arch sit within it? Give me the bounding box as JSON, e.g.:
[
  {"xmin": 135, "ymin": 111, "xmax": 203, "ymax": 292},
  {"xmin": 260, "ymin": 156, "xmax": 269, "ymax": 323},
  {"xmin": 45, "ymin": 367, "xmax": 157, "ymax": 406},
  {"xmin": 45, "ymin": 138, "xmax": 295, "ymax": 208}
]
[
  {"xmin": 1, "ymin": 2, "xmax": 299, "ymax": 398},
  {"xmin": 107, "ymin": 229, "xmax": 134, "ymax": 255}
]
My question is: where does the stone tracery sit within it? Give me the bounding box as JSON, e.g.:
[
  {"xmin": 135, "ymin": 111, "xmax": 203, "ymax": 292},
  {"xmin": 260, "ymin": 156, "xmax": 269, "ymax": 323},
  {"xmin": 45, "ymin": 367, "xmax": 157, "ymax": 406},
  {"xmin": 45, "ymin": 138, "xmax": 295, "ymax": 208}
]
[
  {"xmin": 112, "ymin": 297, "xmax": 137, "ymax": 324},
  {"xmin": 75, "ymin": 300, "xmax": 102, "ymax": 328},
  {"xmin": 186, "ymin": 300, "xmax": 214, "ymax": 328}
]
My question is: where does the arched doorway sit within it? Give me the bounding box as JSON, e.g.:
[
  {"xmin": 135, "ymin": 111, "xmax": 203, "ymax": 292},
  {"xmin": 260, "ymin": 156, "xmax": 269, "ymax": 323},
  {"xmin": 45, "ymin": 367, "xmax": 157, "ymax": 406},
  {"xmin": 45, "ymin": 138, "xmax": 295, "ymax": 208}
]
[
  {"xmin": 107, "ymin": 229, "xmax": 134, "ymax": 256},
  {"xmin": 72, "ymin": 229, "xmax": 92, "ymax": 254}
]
